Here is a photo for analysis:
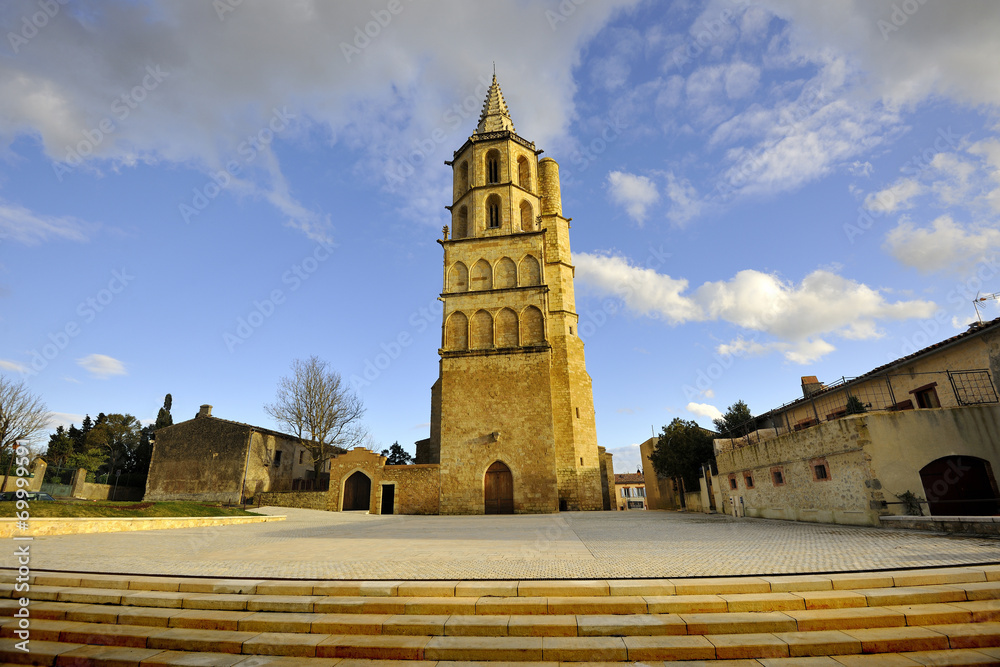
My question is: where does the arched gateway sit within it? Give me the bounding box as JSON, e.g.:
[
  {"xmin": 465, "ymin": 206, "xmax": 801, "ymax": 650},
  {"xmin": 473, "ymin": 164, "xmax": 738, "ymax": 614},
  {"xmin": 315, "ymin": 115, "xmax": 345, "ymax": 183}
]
[
  {"xmin": 484, "ymin": 461, "xmax": 514, "ymax": 514},
  {"xmin": 342, "ymin": 471, "xmax": 372, "ymax": 511}
]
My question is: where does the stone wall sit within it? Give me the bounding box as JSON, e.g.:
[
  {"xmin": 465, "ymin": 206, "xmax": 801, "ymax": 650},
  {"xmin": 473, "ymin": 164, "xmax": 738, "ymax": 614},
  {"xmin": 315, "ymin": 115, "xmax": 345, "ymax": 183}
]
[
  {"xmin": 74, "ymin": 481, "xmax": 143, "ymax": 501},
  {"xmin": 639, "ymin": 437, "xmax": 679, "ymax": 510},
  {"xmin": 145, "ymin": 417, "xmax": 251, "ymax": 503},
  {"xmin": 715, "ymin": 405, "xmax": 1000, "ymax": 526},
  {"xmin": 257, "ymin": 490, "xmax": 329, "ymax": 511},
  {"xmin": 381, "ymin": 465, "xmax": 441, "ymax": 515}
]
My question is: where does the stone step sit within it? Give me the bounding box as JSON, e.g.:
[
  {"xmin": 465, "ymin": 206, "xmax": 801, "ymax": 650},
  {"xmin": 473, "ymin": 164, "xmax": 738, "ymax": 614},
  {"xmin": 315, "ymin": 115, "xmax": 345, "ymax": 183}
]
[
  {"xmin": 3, "ymin": 600, "xmax": 997, "ymax": 638},
  {"xmin": 4, "ymin": 564, "xmax": 998, "ymax": 598},
  {"xmin": 0, "ymin": 621, "xmax": 997, "ymax": 662},
  {"xmin": 2, "ymin": 582, "xmax": 998, "ymax": 617}
]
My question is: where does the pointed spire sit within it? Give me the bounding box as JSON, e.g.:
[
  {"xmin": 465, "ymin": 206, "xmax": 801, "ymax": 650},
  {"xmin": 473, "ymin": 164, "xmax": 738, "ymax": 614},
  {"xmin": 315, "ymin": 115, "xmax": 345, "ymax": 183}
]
[{"xmin": 475, "ymin": 72, "xmax": 515, "ymax": 134}]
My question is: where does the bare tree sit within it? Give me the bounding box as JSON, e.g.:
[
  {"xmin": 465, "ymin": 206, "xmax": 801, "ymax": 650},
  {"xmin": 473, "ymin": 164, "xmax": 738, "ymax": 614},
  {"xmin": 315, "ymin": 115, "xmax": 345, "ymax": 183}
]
[
  {"xmin": 264, "ymin": 356, "xmax": 366, "ymax": 480},
  {"xmin": 0, "ymin": 375, "xmax": 49, "ymax": 454}
]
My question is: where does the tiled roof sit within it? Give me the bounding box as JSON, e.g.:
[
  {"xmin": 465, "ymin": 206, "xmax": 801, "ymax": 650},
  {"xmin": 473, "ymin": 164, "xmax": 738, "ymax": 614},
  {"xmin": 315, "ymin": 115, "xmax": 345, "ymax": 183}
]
[{"xmin": 615, "ymin": 473, "xmax": 644, "ymax": 484}]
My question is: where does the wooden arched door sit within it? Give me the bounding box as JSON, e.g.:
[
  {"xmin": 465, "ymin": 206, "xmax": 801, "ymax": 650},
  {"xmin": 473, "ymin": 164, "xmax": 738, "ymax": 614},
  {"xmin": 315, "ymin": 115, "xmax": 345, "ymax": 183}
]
[
  {"xmin": 342, "ymin": 471, "xmax": 372, "ymax": 511},
  {"xmin": 484, "ymin": 461, "xmax": 514, "ymax": 514},
  {"xmin": 920, "ymin": 456, "xmax": 1000, "ymax": 516}
]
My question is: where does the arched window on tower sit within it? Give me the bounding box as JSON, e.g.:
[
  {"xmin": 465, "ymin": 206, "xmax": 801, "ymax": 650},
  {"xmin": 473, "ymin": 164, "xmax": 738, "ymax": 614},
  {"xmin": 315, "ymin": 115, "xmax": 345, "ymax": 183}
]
[
  {"xmin": 486, "ymin": 150, "xmax": 500, "ymax": 184},
  {"xmin": 454, "ymin": 206, "xmax": 468, "ymax": 239},
  {"xmin": 520, "ymin": 200, "xmax": 533, "ymax": 232},
  {"xmin": 486, "ymin": 194, "xmax": 501, "ymax": 229},
  {"xmin": 445, "ymin": 311, "xmax": 469, "ymax": 350},
  {"xmin": 459, "ymin": 161, "xmax": 469, "ymax": 194},
  {"xmin": 517, "ymin": 156, "xmax": 531, "ymax": 191}
]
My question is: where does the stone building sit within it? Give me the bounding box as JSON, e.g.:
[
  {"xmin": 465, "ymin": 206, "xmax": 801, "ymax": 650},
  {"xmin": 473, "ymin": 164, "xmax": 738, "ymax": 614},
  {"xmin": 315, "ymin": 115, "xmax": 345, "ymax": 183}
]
[
  {"xmin": 144, "ymin": 405, "xmax": 333, "ymax": 503},
  {"xmin": 327, "ymin": 75, "xmax": 613, "ymax": 514},
  {"xmin": 712, "ymin": 318, "xmax": 1000, "ymax": 525}
]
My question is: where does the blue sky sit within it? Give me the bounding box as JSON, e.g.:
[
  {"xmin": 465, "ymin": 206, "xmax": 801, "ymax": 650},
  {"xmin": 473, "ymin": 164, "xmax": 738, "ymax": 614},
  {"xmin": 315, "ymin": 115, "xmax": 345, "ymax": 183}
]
[{"xmin": 3, "ymin": 0, "xmax": 1000, "ymax": 473}]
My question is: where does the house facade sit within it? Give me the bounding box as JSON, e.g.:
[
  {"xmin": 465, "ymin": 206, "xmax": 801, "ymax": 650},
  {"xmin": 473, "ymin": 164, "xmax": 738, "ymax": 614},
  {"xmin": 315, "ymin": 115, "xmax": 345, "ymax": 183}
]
[
  {"xmin": 614, "ymin": 472, "xmax": 646, "ymax": 510},
  {"xmin": 714, "ymin": 318, "xmax": 1000, "ymax": 525}
]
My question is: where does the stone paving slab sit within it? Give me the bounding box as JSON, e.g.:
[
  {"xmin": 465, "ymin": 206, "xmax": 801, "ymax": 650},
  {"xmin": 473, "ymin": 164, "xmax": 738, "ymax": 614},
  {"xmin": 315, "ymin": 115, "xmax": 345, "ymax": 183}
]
[{"xmin": 2, "ymin": 508, "xmax": 997, "ymax": 581}]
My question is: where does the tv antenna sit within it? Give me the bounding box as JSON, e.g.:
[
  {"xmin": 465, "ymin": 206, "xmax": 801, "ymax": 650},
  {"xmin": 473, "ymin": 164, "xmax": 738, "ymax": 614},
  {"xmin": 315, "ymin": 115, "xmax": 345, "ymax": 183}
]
[{"xmin": 973, "ymin": 292, "xmax": 1000, "ymax": 325}]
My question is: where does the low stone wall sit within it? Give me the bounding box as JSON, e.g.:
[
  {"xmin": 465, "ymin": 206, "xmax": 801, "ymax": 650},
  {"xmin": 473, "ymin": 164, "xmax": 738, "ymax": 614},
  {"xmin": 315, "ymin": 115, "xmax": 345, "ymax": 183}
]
[
  {"xmin": 880, "ymin": 515, "xmax": 1000, "ymax": 535},
  {"xmin": 256, "ymin": 490, "xmax": 329, "ymax": 511},
  {"xmin": 0, "ymin": 513, "xmax": 283, "ymax": 538},
  {"xmin": 74, "ymin": 481, "xmax": 144, "ymax": 501}
]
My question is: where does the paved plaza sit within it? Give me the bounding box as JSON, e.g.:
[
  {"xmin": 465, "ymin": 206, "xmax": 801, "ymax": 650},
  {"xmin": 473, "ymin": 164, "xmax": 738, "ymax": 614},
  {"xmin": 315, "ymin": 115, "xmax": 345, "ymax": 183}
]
[{"xmin": 11, "ymin": 508, "xmax": 1000, "ymax": 580}]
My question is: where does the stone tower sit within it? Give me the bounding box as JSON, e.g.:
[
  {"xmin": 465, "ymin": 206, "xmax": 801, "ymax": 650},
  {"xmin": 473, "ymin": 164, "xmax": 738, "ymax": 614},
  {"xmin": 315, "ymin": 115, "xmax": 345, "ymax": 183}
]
[{"xmin": 424, "ymin": 75, "xmax": 605, "ymax": 514}]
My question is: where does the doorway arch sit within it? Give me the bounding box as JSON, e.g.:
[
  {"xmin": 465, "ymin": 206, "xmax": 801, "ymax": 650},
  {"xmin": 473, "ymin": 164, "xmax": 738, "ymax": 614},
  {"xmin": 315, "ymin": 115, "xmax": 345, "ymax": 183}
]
[
  {"xmin": 342, "ymin": 471, "xmax": 372, "ymax": 511},
  {"xmin": 919, "ymin": 456, "xmax": 1000, "ymax": 516},
  {"xmin": 484, "ymin": 461, "xmax": 514, "ymax": 514}
]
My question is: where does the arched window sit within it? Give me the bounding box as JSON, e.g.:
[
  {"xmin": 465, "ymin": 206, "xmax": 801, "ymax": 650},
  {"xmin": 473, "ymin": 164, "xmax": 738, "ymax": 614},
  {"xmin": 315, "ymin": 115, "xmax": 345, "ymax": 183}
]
[
  {"xmin": 520, "ymin": 200, "xmax": 533, "ymax": 231},
  {"xmin": 454, "ymin": 206, "xmax": 468, "ymax": 239},
  {"xmin": 445, "ymin": 311, "xmax": 469, "ymax": 350},
  {"xmin": 471, "ymin": 310, "xmax": 493, "ymax": 349},
  {"xmin": 486, "ymin": 194, "xmax": 501, "ymax": 229},
  {"xmin": 486, "ymin": 150, "xmax": 500, "ymax": 184},
  {"xmin": 471, "ymin": 259, "xmax": 493, "ymax": 290},
  {"xmin": 494, "ymin": 257, "xmax": 516, "ymax": 289},
  {"xmin": 518, "ymin": 255, "xmax": 541, "ymax": 286},
  {"xmin": 517, "ymin": 156, "xmax": 531, "ymax": 191},
  {"xmin": 459, "ymin": 161, "xmax": 469, "ymax": 193},
  {"xmin": 521, "ymin": 306, "xmax": 544, "ymax": 345},
  {"xmin": 448, "ymin": 261, "xmax": 468, "ymax": 292},
  {"xmin": 496, "ymin": 308, "xmax": 519, "ymax": 348}
]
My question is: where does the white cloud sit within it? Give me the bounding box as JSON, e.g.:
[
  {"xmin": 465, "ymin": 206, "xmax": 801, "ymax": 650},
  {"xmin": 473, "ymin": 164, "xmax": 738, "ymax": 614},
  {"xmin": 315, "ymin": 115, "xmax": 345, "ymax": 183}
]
[
  {"xmin": 575, "ymin": 251, "xmax": 936, "ymax": 363},
  {"xmin": 849, "ymin": 161, "xmax": 873, "ymax": 177},
  {"xmin": 76, "ymin": 354, "xmax": 127, "ymax": 379},
  {"xmin": 606, "ymin": 170, "xmax": 660, "ymax": 224},
  {"xmin": 686, "ymin": 402, "xmax": 723, "ymax": 421},
  {"xmin": 0, "ymin": 1, "xmax": 638, "ymax": 231},
  {"xmin": 47, "ymin": 412, "xmax": 85, "ymax": 429},
  {"xmin": 884, "ymin": 215, "xmax": 1000, "ymax": 274},
  {"xmin": 703, "ymin": 388, "xmax": 715, "ymax": 399},
  {"xmin": 604, "ymin": 443, "xmax": 642, "ymax": 475},
  {"xmin": 724, "ymin": 62, "xmax": 761, "ymax": 100},
  {"xmin": 664, "ymin": 172, "xmax": 702, "ymax": 225},
  {"xmin": 0, "ymin": 199, "xmax": 94, "ymax": 245},
  {"xmin": 0, "ymin": 359, "xmax": 28, "ymax": 373},
  {"xmin": 863, "ymin": 178, "xmax": 923, "ymax": 213}
]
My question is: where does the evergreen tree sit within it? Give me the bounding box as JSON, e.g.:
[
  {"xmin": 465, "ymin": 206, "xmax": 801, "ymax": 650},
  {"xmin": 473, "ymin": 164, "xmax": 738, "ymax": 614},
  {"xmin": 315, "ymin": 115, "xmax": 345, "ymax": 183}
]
[
  {"xmin": 380, "ymin": 441, "xmax": 413, "ymax": 465},
  {"xmin": 649, "ymin": 418, "xmax": 716, "ymax": 490},
  {"xmin": 713, "ymin": 400, "xmax": 754, "ymax": 438},
  {"xmin": 154, "ymin": 393, "xmax": 173, "ymax": 430},
  {"xmin": 45, "ymin": 426, "xmax": 74, "ymax": 467}
]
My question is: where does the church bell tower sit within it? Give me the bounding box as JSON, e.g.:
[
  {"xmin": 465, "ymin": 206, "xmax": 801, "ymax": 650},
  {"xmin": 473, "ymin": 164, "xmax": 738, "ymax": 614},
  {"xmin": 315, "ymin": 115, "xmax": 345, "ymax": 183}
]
[{"xmin": 425, "ymin": 74, "xmax": 605, "ymax": 514}]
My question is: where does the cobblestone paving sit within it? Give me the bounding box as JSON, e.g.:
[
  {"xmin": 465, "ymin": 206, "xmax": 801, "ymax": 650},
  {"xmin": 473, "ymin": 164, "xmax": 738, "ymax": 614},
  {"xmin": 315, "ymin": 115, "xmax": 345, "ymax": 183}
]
[{"xmin": 11, "ymin": 508, "xmax": 1000, "ymax": 580}]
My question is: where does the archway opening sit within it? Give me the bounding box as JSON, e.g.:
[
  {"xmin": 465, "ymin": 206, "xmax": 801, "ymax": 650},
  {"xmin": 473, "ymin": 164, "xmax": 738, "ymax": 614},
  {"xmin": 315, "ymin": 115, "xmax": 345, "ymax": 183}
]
[
  {"xmin": 919, "ymin": 456, "xmax": 1000, "ymax": 516},
  {"xmin": 343, "ymin": 471, "xmax": 372, "ymax": 511},
  {"xmin": 484, "ymin": 461, "xmax": 514, "ymax": 515}
]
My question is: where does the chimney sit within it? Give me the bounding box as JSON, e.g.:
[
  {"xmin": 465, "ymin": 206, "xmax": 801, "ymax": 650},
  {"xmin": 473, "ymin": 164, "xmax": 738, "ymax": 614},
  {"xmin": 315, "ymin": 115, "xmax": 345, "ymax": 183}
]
[
  {"xmin": 801, "ymin": 376, "xmax": 824, "ymax": 398},
  {"xmin": 197, "ymin": 404, "xmax": 213, "ymax": 419}
]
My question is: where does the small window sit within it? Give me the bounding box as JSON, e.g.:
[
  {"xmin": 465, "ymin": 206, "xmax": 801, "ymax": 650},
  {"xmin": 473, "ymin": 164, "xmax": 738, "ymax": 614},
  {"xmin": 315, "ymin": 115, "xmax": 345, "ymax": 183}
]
[
  {"xmin": 580, "ymin": 457, "xmax": 584, "ymax": 465},
  {"xmin": 814, "ymin": 464, "xmax": 828, "ymax": 480},
  {"xmin": 912, "ymin": 384, "xmax": 941, "ymax": 409},
  {"xmin": 487, "ymin": 155, "xmax": 499, "ymax": 184},
  {"xmin": 273, "ymin": 450, "xmax": 282, "ymax": 465},
  {"xmin": 621, "ymin": 488, "xmax": 627, "ymax": 498},
  {"xmin": 744, "ymin": 474, "xmax": 754, "ymax": 489},
  {"xmin": 729, "ymin": 477, "xmax": 738, "ymax": 490},
  {"xmin": 487, "ymin": 201, "xmax": 500, "ymax": 228},
  {"xmin": 569, "ymin": 326, "xmax": 574, "ymax": 335},
  {"xmin": 298, "ymin": 451, "xmax": 304, "ymax": 464},
  {"xmin": 772, "ymin": 469, "xmax": 784, "ymax": 486},
  {"xmin": 575, "ymin": 407, "xmax": 580, "ymax": 418}
]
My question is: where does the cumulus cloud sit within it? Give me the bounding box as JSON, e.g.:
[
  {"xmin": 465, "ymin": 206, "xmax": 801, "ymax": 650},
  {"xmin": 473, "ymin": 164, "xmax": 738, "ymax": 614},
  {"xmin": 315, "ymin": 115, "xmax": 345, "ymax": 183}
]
[
  {"xmin": 664, "ymin": 172, "xmax": 702, "ymax": 225},
  {"xmin": 575, "ymin": 251, "xmax": 936, "ymax": 362},
  {"xmin": 884, "ymin": 215, "xmax": 1000, "ymax": 274},
  {"xmin": 76, "ymin": 354, "xmax": 127, "ymax": 379},
  {"xmin": 863, "ymin": 178, "xmax": 923, "ymax": 213},
  {"xmin": 0, "ymin": 0, "xmax": 638, "ymax": 231},
  {"xmin": 606, "ymin": 170, "xmax": 660, "ymax": 224},
  {"xmin": 686, "ymin": 402, "xmax": 723, "ymax": 421}
]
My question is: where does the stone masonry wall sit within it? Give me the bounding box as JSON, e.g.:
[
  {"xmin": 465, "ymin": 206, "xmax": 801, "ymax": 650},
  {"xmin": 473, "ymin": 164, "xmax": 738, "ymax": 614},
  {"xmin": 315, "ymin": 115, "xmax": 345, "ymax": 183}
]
[
  {"xmin": 381, "ymin": 465, "xmax": 441, "ymax": 515},
  {"xmin": 257, "ymin": 490, "xmax": 328, "ymax": 511},
  {"xmin": 145, "ymin": 417, "xmax": 251, "ymax": 503}
]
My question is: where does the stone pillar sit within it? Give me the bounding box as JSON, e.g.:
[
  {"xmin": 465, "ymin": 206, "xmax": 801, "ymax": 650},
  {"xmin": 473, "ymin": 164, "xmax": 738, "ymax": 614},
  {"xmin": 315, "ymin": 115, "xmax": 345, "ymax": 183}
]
[{"xmin": 538, "ymin": 158, "xmax": 562, "ymax": 217}]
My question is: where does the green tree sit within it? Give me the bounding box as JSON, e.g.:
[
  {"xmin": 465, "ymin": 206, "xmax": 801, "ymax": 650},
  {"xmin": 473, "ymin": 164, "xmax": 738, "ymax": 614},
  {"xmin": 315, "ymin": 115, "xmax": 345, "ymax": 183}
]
[
  {"xmin": 845, "ymin": 395, "xmax": 867, "ymax": 415},
  {"xmin": 85, "ymin": 414, "xmax": 141, "ymax": 476},
  {"xmin": 154, "ymin": 393, "xmax": 173, "ymax": 430},
  {"xmin": 381, "ymin": 441, "xmax": 413, "ymax": 465},
  {"xmin": 649, "ymin": 418, "xmax": 716, "ymax": 490},
  {"xmin": 713, "ymin": 400, "xmax": 754, "ymax": 438},
  {"xmin": 45, "ymin": 426, "xmax": 74, "ymax": 467}
]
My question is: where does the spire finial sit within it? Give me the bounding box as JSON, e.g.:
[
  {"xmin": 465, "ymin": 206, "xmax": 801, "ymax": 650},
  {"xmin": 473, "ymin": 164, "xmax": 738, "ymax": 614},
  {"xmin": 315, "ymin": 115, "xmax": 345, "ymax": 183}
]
[{"xmin": 475, "ymin": 68, "xmax": 515, "ymax": 134}]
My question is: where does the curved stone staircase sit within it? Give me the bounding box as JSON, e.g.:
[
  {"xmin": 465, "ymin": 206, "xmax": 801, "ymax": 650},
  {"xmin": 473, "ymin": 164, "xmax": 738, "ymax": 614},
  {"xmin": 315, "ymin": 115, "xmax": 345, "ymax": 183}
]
[{"xmin": 0, "ymin": 566, "xmax": 998, "ymax": 665}]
